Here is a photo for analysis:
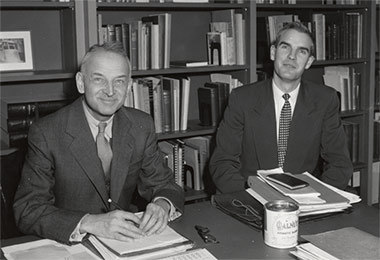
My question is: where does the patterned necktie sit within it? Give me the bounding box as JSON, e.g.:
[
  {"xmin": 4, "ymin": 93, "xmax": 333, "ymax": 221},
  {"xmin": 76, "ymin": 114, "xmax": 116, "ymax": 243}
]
[
  {"xmin": 96, "ymin": 122, "xmax": 113, "ymax": 178},
  {"xmin": 278, "ymin": 93, "xmax": 291, "ymax": 168}
]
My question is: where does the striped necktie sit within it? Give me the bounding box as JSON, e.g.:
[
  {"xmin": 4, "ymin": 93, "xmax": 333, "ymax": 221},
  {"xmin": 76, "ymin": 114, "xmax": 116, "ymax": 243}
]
[{"xmin": 278, "ymin": 93, "xmax": 291, "ymax": 168}]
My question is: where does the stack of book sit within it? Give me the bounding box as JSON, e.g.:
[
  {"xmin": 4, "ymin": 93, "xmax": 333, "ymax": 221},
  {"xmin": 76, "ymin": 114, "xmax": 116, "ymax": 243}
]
[
  {"xmin": 206, "ymin": 9, "xmax": 246, "ymax": 66},
  {"xmin": 1, "ymin": 96, "xmax": 69, "ymax": 149},
  {"xmin": 247, "ymin": 170, "xmax": 361, "ymax": 217},
  {"xmin": 88, "ymin": 224, "xmax": 194, "ymax": 260},
  {"xmin": 98, "ymin": 13, "xmax": 171, "ymax": 70},
  {"xmin": 124, "ymin": 76, "xmax": 190, "ymax": 133}
]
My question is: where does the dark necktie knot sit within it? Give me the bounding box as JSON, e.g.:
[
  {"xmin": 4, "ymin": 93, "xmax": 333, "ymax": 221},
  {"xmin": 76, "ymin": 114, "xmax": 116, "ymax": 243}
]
[{"xmin": 283, "ymin": 93, "xmax": 290, "ymax": 101}]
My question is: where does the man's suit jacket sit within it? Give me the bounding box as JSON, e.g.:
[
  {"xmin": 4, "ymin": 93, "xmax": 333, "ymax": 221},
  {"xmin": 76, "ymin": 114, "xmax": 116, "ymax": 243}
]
[
  {"xmin": 13, "ymin": 97, "xmax": 184, "ymax": 243},
  {"xmin": 209, "ymin": 79, "xmax": 353, "ymax": 193}
]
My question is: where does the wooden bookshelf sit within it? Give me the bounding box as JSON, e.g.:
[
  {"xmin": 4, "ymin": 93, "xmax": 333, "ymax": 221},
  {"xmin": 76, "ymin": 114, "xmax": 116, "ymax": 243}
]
[{"xmin": 0, "ymin": 0, "xmax": 378, "ymax": 204}]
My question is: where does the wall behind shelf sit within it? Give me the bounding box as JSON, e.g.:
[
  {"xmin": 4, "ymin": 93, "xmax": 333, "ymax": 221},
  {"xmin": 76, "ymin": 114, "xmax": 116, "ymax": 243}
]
[{"xmin": 0, "ymin": 10, "xmax": 64, "ymax": 71}]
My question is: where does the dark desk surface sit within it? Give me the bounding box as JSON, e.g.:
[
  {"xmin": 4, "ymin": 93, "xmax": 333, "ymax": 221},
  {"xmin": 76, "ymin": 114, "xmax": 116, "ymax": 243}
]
[{"xmin": 2, "ymin": 201, "xmax": 379, "ymax": 260}]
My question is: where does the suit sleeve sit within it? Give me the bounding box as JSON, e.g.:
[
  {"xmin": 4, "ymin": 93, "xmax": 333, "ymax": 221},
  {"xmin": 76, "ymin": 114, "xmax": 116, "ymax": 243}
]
[
  {"xmin": 209, "ymin": 89, "xmax": 247, "ymax": 193},
  {"xmin": 137, "ymin": 117, "xmax": 184, "ymax": 213},
  {"xmin": 13, "ymin": 123, "xmax": 86, "ymax": 244},
  {"xmin": 320, "ymin": 91, "xmax": 353, "ymax": 189}
]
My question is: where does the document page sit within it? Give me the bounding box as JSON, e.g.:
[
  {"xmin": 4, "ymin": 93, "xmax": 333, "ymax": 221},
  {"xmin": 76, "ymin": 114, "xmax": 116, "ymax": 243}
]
[
  {"xmin": 96, "ymin": 226, "xmax": 189, "ymax": 255},
  {"xmin": 2, "ymin": 239, "xmax": 101, "ymax": 260}
]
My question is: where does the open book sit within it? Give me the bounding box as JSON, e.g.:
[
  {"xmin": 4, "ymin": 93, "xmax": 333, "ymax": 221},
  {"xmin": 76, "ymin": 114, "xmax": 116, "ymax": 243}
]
[{"xmin": 88, "ymin": 225, "xmax": 193, "ymax": 260}]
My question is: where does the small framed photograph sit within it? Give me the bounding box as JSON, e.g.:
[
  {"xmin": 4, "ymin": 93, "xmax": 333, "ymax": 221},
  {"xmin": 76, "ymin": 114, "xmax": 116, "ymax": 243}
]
[{"xmin": 0, "ymin": 31, "xmax": 33, "ymax": 72}]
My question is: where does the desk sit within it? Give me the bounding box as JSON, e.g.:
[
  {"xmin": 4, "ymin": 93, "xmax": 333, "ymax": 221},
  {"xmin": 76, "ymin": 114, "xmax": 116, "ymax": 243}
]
[{"xmin": 1, "ymin": 201, "xmax": 379, "ymax": 260}]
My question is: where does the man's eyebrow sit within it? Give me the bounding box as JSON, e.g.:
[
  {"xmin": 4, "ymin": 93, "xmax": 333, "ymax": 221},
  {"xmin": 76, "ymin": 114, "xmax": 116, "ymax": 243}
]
[{"xmin": 278, "ymin": 41, "xmax": 310, "ymax": 53}]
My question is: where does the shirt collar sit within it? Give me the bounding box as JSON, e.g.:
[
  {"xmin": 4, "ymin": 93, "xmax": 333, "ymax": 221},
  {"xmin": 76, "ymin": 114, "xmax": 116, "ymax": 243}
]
[
  {"xmin": 82, "ymin": 99, "xmax": 113, "ymax": 141},
  {"xmin": 272, "ymin": 81, "xmax": 300, "ymax": 107}
]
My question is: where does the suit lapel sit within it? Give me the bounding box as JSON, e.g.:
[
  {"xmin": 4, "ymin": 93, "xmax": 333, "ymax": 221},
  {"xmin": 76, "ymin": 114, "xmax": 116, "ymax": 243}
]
[
  {"xmin": 251, "ymin": 80, "xmax": 278, "ymax": 168},
  {"xmin": 65, "ymin": 98, "xmax": 109, "ymax": 206},
  {"xmin": 110, "ymin": 110, "xmax": 134, "ymax": 202},
  {"xmin": 285, "ymin": 81, "xmax": 318, "ymax": 172}
]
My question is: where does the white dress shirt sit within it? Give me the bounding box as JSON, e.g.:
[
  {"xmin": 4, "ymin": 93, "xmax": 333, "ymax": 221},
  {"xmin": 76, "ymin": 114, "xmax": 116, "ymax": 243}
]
[{"xmin": 272, "ymin": 81, "xmax": 300, "ymax": 141}]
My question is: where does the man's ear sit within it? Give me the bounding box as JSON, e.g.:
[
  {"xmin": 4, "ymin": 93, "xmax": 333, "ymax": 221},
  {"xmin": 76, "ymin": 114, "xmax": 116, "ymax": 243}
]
[
  {"xmin": 76, "ymin": 72, "xmax": 85, "ymax": 94},
  {"xmin": 305, "ymin": 55, "xmax": 315, "ymax": 70},
  {"xmin": 270, "ymin": 45, "xmax": 276, "ymax": 61}
]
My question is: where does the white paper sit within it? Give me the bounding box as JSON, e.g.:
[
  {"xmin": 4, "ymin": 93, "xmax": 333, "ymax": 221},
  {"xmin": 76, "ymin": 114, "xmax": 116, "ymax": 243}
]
[
  {"xmin": 2, "ymin": 239, "xmax": 101, "ymax": 260},
  {"xmin": 161, "ymin": 248, "xmax": 218, "ymax": 260},
  {"xmin": 96, "ymin": 226, "xmax": 188, "ymax": 255}
]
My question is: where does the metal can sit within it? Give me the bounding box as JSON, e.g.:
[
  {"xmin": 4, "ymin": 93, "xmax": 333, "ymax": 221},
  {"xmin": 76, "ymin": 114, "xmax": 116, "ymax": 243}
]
[{"xmin": 264, "ymin": 200, "xmax": 299, "ymax": 249}]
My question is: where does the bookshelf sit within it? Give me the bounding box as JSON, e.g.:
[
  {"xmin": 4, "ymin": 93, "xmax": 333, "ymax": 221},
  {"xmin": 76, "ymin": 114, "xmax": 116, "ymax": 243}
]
[
  {"xmin": 254, "ymin": 0, "xmax": 377, "ymax": 204},
  {"xmin": 0, "ymin": 0, "xmax": 378, "ymax": 205},
  {"xmin": 0, "ymin": 0, "xmax": 79, "ymax": 239},
  {"xmin": 78, "ymin": 0, "xmax": 254, "ymax": 202}
]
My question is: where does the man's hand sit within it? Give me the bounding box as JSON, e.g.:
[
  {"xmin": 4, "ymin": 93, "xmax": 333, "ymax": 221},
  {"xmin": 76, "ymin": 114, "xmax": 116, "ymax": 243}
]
[
  {"xmin": 80, "ymin": 210, "xmax": 145, "ymax": 241},
  {"xmin": 139, "ymin": 199, "xmax": 170, "ymax": 236}
]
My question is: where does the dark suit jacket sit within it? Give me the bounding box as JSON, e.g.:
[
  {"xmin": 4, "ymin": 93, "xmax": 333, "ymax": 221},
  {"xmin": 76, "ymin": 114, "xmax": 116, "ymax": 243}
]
[
  {"xmin": 209, "ymin": 79, "xmax": 353, "ymax": 193},
  {"xmin": 13, "ymin": 97, "xmax": 184, "ymax": 243}
]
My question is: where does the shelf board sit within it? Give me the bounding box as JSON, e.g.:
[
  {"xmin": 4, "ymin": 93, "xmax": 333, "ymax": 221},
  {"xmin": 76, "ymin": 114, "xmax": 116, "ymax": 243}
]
[
  {"xmin": 256, "ymin": 3, "xmax": 368, "ymax": 10},
  {"xmin": 157, "ymin": 120, "xmax": 216, "ymax": 141},
  {"xmin": 132, "ymin": 65, "xmax": 248, "ymax": 77},
  {"xmin": 0, "ymin": 1, "xmax": 74, "ymax": 9},
  {"xmin": 353, "ymin": 161, "xmax": 367, "ymax": 170},
  {"xmin": 97, "ymin": 2, "xmax": 249, "ymax": 11},
  {"xmin": 0, "ymin": 70, "xmax": 75, "ymax": 83},
  {"xmin": 340, "ymin": 110, "xmax": 366, "ymax": 118},
  {"xmin": 312, "ymin": 58, "xmax": 368, "ymax": 66},
  {"xmin": 257, "ymin": 58, "xmax": 367, "ymax": 69}
]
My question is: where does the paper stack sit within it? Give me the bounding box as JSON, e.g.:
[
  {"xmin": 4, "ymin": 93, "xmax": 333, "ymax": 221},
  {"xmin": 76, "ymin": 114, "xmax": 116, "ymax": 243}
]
[
  {"xmin": 88, "ymin": 225, "xmax": 194, "ymax": 260},
  {"xmin": 290, "ymin": 227, "xmax": 380, "ymax": 260},
  {"xmin": 247, "ymin": 170, "xmax": 361, "ymax": 216}
]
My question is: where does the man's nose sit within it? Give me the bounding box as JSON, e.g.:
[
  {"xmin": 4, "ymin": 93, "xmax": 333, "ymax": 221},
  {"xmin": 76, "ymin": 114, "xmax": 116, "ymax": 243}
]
[
  {"xmin": 288, "ymin": 49, "xmax": 296, "ymax": 60},
  {"xmin": 104, "ymin": 82, "xmax": 115, "ymax": 96}
]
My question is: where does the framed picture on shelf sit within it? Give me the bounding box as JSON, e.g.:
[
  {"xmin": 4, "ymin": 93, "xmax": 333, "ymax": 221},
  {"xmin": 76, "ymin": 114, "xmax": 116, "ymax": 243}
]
[{"xmin": 0, "ymin": 31, "xmax": 33, "ymax": 72}]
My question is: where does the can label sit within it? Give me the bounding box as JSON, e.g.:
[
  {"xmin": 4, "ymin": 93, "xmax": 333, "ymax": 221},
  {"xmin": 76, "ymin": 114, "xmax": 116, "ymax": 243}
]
[{"xmin": 264, "ymin": 200, "xmax": 299, "ymax": 249}]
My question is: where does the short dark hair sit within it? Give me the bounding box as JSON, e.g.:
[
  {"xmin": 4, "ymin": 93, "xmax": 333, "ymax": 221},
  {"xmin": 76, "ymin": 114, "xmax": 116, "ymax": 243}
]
[
  {"xmin": 274, "ymin": 21, "xmax": 315, "ymax": 57},
  {"xmin": 79, "ymin": 42, "xmax": 131, "ymax": 74}
]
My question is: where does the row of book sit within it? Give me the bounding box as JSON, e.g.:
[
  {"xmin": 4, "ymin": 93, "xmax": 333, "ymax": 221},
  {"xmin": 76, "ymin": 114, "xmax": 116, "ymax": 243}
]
[
  {"xmin": 198, "ymin": 73, "xmax": 243, "ymax": 127},
  {"xmin": 158, "ymin": 136, "xmax": 212, "ymax": 191},
  {"xmin": 207, "ymin": 9, "xmax": 246, "ymax": 66},
  {"xmin": 124, "ymin": 76, "xmax": 190, "ymax": 133},
  {"xmin": 260, "ymin": 10, "xmax": 363, "ymax": 61},
  {"xmin": 256, "ymin": 0, "xmax": 360, "ymax": 4},
  {"xmin": 1, "ymin": 98, "xmax": 69, "ymax": 148},
  {"xmin": 323, "ymin": 65, "xmax": 361, "ymax": 112},
  {"xmin": 98, "ymin": 13, "xmax": 171, "ymax": 71}
]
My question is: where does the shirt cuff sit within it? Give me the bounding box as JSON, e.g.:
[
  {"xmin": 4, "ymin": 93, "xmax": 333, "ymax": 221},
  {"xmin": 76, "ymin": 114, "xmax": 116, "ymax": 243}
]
[
  {"xmin": 69, "ymin": 214, "xmax": 89, "ymax": 242},
  {"xmin": 153, "ymin": 197, "xmax": 182, "ymax": 221}
]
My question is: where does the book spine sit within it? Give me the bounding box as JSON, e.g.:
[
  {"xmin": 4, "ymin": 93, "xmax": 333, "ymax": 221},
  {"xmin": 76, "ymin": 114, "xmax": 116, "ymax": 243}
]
[
  {"xmin": 162, "ymin": 90, "xmax": 172, "ymax": 132},
  {"xmin": 6, "ymin": 103, "xmax": 37, "ymax": 118},
  {"xmin": 6, "ymin": 118, "xmax": 34, "ymax": 133}
]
